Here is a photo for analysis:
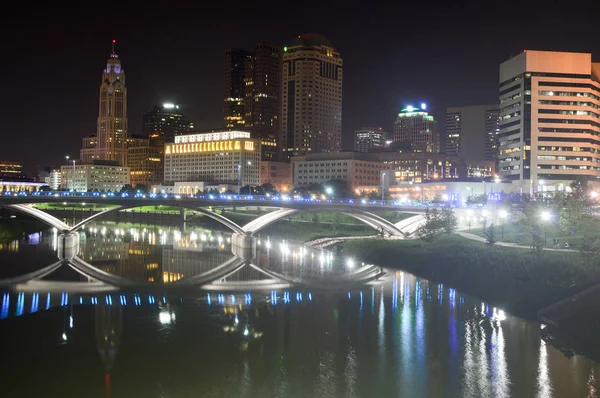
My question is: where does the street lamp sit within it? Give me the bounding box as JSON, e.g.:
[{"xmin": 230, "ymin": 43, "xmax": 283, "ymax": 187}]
[
  {"xmin": 381, "ymin": 172, "xmax": 386, "ymax": 202},
  {"xmin": 65, "ymin": 155, "xmax": 75, "ymax": 192},
  {"xmin": 541, "ymin": 211, "xmax": 551, "ymax": 246},
  {"xmin": 325, "ymin": 186, "xmax": 333, "ymax": 196},
  {"xmin": 499, "ymin": 209, "xmax": 508, "ymax": 239}
]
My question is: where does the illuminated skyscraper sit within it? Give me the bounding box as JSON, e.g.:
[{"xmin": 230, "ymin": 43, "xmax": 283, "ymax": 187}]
[
  {"xmin": 282, "ymin": 34, "xmax": 343, "ymax": 160},
  {"xmin": 223, "ymin": 44, "xmax": 282, "ymax": 160},
  {"xmin": 142, "ymin": 103, "xmax": 194, "ymax": 143},
  {"xmin": 393, "ymin": 104, "xmax": 439, "ymax": 153},
  {"xmin": 94, "ymin": 40, "xmax": 128, "ymax": 165}
]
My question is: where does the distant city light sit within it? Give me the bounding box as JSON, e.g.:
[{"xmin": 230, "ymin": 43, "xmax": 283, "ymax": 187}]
[
  {"xmin": 283, "ymin": 46, "xmax": 288, "ymax": 52},
  {"xmin": 406, "ymin": 105, "xmax": 414, "ymax": 112},
  {"xmin": 163, "ymin": 103, "xmax": 176, "ymax": 109},
  {"xmin": 421, "ymin": 103, "xmax": 427, "ymax": 110}
]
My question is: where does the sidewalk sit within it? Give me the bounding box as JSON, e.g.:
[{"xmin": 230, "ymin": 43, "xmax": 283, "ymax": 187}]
[{"xmin": 455, "ymin": 231, "xmax": 578, "ymax": 252}]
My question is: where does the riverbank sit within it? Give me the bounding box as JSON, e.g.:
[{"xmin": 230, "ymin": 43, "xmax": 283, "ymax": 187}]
[
  {"xmin": 343, "ymin": 234, "xmax": 600, "ymax": 318},
  {"xmin": 0, "ymin": 218, "xmax": 48, "ymax": 244}
]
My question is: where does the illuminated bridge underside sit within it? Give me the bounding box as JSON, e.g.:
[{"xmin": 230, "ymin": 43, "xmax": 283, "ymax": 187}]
[{"xmin": 3, "ymin": 203, "xmax": 408, "ymax": 237}]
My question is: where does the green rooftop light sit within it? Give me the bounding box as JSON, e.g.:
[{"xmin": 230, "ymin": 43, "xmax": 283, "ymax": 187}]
[{"xmin": 284, "ymin": 46, "xmax": 288, "ymax": 52}]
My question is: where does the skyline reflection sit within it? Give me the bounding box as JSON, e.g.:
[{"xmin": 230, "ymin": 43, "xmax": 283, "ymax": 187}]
[{"xmin": 0, "ymin": 220, "xmax": 598, "ymax": 396}]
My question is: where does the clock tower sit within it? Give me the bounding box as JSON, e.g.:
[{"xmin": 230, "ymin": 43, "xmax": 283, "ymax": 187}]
[{"xmin": 94, "ymin": 40, "xmax": 128, "ymax": 165}]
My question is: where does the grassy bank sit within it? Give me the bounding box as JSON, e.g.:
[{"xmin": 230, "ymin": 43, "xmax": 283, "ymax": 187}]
[
  {"xmin": 469, "ymin": 218, "xmax": 600, "ymax": 248},
  {"xmin": 0, "ymin": 219, "xmax": 48, "ymax": 244},
  {"xmin": 343, "ymin": 234, "xmax": 600, "ymax": 318}
]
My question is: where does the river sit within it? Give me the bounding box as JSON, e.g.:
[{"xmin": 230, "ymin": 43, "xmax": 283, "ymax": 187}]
[{"xmin": 0, "ymin": 220, "xmax": 598, "ymax": 397}]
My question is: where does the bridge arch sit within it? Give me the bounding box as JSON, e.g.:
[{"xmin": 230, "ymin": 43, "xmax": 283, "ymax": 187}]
[
  {"xmin": 5, "ymin": 204, "xmax": 71, "ymax": 231},
  {"xmin": 69, "ymin": 204, "xmax": 245, "ymax": 234},
  {"xmin": 242, "ymin": 208, "xmax": 405, "ymax": 237},
  {"xmin": 3, "ymin": 203, "xmax": 245, "ymax": 235}
]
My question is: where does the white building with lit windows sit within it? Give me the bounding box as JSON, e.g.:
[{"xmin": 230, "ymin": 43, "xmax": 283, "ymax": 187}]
[
  {"xmin": 60, "ymin": 160, "xmax": 130, "ymax": 192},
  {"xmin": 163, "ymin": 131, "xmax": 261, "ymax": 191},
  {"xmin": 499, "ymin": 50, "xmax": 600, "ymax": 194}
]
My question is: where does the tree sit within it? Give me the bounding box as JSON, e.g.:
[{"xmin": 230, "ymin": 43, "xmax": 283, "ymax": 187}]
[
  {"xmin": 239, "ymin": 185, "xmax": 253, "ymax": 195},
  {"xmin": 135, "ymin": 184, "xmax": 149, "ymax": 193},
  {"xmin": 120, "ymin": 184, "xmax": 135, "ymax": 194},
  {"xmin": 416, "ymin": 208, "xmax": 443, "ymax": 242},
  {"xmin": 466, "ymin": 194, "xmax": 487, "ymax": 206},
  {"xmin": 440, "ymin": 205, "xmax": 458, "ymax": 234},
  {"xmin": 484, "ymin": 223, "xmax": 497, "ymax": 247},
  {"xmin": 559, "ymin": 196, "xmax": 591, "ymax": 235},
  {"xmin": 333, "ymin": 212, "xmax": 341, "ymax": 233},
  {"xmin": 311, "ymin": 213, "xmax": 320, "ymax": 225}
]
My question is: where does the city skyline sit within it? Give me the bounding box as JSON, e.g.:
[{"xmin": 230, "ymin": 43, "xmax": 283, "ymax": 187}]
[{"xmin": 1, "ymin": 2, "xmax": 599, "ymax": 172}]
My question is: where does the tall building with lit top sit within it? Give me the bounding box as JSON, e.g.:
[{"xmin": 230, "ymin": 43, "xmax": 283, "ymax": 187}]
[
  {"xmin": 142, "ymin": 103, "xmax": 194, "ymax": 143},
  {"xmin": 282, "ymin": 34, "xmax": 343, "ymax": 160},
  {"xmin": 393, "ymin": 104, "xmax": 438, "ymax": 153},
  {"xmin": 499, "ymin": 50, "xmax": 600, "ymax": 193},
  {"xmin": 354, "ymin": 128, "xmax": 388, "ymax": 153},
  {"xmin": 164, "ymin": 131, "xmax": 260, "ymax": 188},
  {"xmin": 94, "ymin": 40, "xmax": 127, "ymax": 165},
  {"xmin": 223, "ymin": 44, "xmax": 282, "ymax": 160}
]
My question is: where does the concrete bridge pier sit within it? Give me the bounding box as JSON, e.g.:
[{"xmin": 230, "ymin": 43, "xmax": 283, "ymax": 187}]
[
  {"xmin": 231, "ymin": 233, "xmax": 256, "ymax": 261},
  {"xmin": 57, "ymin": 231, "xmax": 80, "ymax": 260}
]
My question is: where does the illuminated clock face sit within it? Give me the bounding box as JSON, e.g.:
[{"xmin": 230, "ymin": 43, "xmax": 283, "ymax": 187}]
[{"xmin": 114, "ymin": 64, "xmax": 121, "ymax": 74}]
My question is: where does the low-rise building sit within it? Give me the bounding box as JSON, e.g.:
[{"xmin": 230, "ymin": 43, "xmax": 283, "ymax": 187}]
[
  {"xmin": 164, "ymin": 130, "xmax": 260, "ymax": 191},
  {"xmin": 60, "ymin": 160, "xmax": 130, "ymax": 192},
  {"xmin": 43, "ymin": 169, "xmax": 61, "ymax": 190},
  {"xmin": 291, "ymin": 152, "xmax": 388, "ymax": 190},
  {"xmin": 375, "ymin": 151, "xmax": 494, "ymax": 183},
  {"xmin": 127, "ymin": 136, "xmax": 164, "ymax": 187},
  {"xmin": 260, "ymin": 161, "xmax": 291, "ymax": 191}
]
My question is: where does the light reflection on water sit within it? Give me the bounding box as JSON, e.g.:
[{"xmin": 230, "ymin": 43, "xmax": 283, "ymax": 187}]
[{"xmin": 0, "ymin": 221, "xmax": 598, "ymax": 397}]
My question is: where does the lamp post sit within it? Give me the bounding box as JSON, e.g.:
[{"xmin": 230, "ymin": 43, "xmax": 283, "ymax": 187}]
[
  {"xmin": 65, "ymin": 155, "xmax": 75, "ymax": 192},
  {"xmin": 238, "ymin": 161, "xmax": 252, "ymax": 195},
  {"xmin": 499, "ymin": 209, "xmax": 508, "ymax": 239},
  {"xmin": 541, "ymin": 211, "xmax": 551, "ymax": 246},
  {"xmin": 381, "ymin": 172, "xmax": 386, "ymax": 202}
]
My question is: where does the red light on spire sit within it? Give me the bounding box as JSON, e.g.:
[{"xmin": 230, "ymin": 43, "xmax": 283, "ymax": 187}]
[{"xmin": 112, "ymin": 39, "xmax": 116, "ymax": 43}]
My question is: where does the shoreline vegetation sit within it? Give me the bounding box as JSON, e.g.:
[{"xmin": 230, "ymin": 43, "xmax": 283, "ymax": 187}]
[{"xmin": 343, "ymin": 234, "xmax": 600, "ymax": 319}]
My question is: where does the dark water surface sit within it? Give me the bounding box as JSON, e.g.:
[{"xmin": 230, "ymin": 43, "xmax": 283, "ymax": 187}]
[{"xmin": 0, "ymin": 221, "xmax": 598, "ymax": 397}]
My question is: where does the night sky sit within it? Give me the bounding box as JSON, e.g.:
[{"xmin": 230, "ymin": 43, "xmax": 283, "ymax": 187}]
[{"xmin": 2, "ymin": 1, "xmax": 598, "ymax": 173}]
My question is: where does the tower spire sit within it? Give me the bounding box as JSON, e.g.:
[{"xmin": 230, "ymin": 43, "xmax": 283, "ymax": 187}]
[{"xmin": 111, "ymin": 39, "xmax": 116, "ymax": 54}]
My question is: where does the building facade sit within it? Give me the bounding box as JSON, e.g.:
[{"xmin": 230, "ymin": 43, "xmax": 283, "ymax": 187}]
[
  {"xmin": 282, "ymin": 34, "xmax": 343, "ymax": 159},
  {"xmin": 376, "ymin": 151, "xmax": 494, "ymax": 183},
  {"xmin": 354, "ymin": 128, "xmax": 388, "ymax": 153},
  {"xmin": 223, "ymin": 48, "xmax": 254, "ymax": 130},
  {"xmin": 0, "ymin": 161, "xmax": 25, "ymax": 180},
  {"xmin": 127, "ymin": 137, "xmax": 164, "ymax": 187},
  {"xmin": 44, "ymin": 169, "xmax": 61, "ymax": 190},
  {"xmin": 80, "ymin": 136, "xmax": 98, "ymax": 163},
  {"xmin": 60, "ymin": 160, "xmax": 130, "ymax": 192},
  {"xmin": 393, "ymin": 104, "xmax": 439, "ymax": 153},
  {"xmin": 291, "ymin": 152, "xmax": 387, "ymax": 190},
  {"xmin": 93, "ymin": 41, "xmax": 128, "ymax": 165},
  {"xmin": 499, "ymin": 50, "xmax": 600, "ymax": 193},
  {"xmin": 260, "ymin": 161, "xmax": 291, "ymax": 191},
  {"xmin": 445, "ymin": 105, "xmax": 500, "ymax": 161},
  {"xmin": 142, "ymin": 104, "xmax": 194, "ymax": 143},
  {"xmin": 223, "ymin": 44, "xmax": 282, "ymax": 160},
  {"xmin": 164, "ymin": 131, "xmax": 261, "ymax": 189}
]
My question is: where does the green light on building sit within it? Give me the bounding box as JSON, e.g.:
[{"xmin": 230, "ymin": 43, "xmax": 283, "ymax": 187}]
[{"xmin": 284, "ymin": 46, "xmax": 288, "ymax": 52}]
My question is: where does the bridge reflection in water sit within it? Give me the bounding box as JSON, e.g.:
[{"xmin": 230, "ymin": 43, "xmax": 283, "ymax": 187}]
[{"xmin": 0, "ymin": 222, "xmax": 386, "ymax": 296}]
